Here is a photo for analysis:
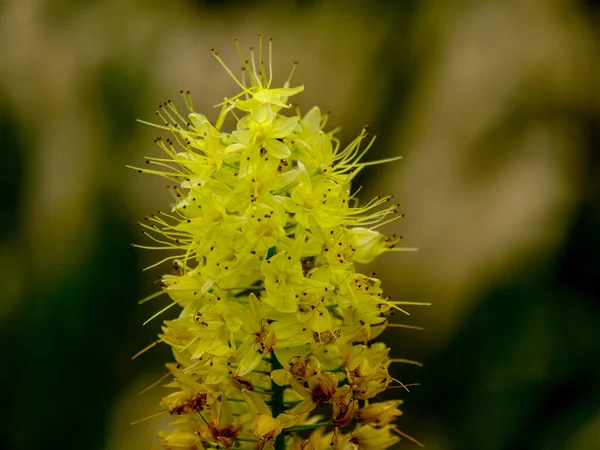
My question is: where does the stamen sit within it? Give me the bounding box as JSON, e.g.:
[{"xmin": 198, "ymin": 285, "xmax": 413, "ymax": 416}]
[
  {"xmin": 386, "ymin": 323, "xmax": 424, "ymax": 331},
  {"xmin": 136, "ymin": 119, "xmax": 175, "ymax": 132},
  {"xmin": 234, "ymin": 38, "xmax": 257, "ymax": 87},
  {"xmin": 211, "ymin": 47, "xmax": 249, "ymax": 91},
  {"xmin": 258, "ymin": 33, "xmax": 267, "ymax": 86},
  {"xmin": 352, "ymin": 155, "xmax": 404, "ymax": 168},
  {"xmin": 126, "ymin": 166, "xmax": 182, "ymax": 183},
  {"xmin": 249, "ymin": 46, "xmax": 261, "ymax": 88},
  {"xmin": 131, "ymin": 339, "xmax": 163, "ymax": 360},
  {"xmin": 179, "ymin": 89, "xmax": 194, "ymax": 111},
  {"xmin": 285, "ymin": 61, "xmax": 299, "ymax": 88},
  {"xmin": 129, "ymin": 410, "xmax": 167, "ymax": 425},
  {"xmin": 138, "ymin": 289, "xmax": 168, "ymax": 305},
  {"xmin": 392, "ymin": 427, "xmax": 424, "ymax": 447},
  {"xmin": 268, "ymin": 37, "xmax": 273, "ymax": 87},
  {"xmin": 390, "ymin": 358, "xmax": 424, "ymax": 367},
  {"xmin": 137, "ymin": 371, "xmax": 171, "ymax": 395},
  {"xmin": 143, "ymin": 301, "xmax": 178, "ymax": 326},
  {"xmin": 142, "ymin": 254, "xmax": 186, "ymax": 272}
]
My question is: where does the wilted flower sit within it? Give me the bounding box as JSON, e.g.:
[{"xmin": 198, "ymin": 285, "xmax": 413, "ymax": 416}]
[{"xmin": 131, "ymin": 35, "xmax": 424, "ymax": 449}]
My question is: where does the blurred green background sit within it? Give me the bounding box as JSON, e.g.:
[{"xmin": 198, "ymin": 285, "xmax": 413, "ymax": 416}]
[{"xmin": 1, "ymin": 0, "xmax": 598, "ymax": 449}]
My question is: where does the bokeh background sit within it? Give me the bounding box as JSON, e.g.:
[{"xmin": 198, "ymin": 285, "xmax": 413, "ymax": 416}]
[{"xmin": 1, "ymin": 0, "xmax": 599, "ymax": 449}]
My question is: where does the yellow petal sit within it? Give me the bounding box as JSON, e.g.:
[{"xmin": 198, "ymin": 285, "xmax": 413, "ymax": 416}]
[{"xmin": 265, "ymin": 138, "xmax": 291, "ymax": 159}]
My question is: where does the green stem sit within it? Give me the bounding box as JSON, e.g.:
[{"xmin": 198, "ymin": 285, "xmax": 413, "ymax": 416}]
[
  {"xmin": 254, "ymin": 386, "xmax": 275, "ymax": 395},
  {"xmin": 266, "ymin": 399, "xmax": 302, "ymax": 406},
  {"xmin": 271, "ymin": 352, "xmax": 285, "ymax": 450},
  {"xmin": 285, "ymin": 421, "xmax": 331, "ymax": 433},
  {"xmin": 230, "ymin": 365, "xmax": 271, "ymax": 375},
  {"xmin": 267, "ymin": 246, "xmax": 286, "ymax": 449},
  {"xmin": 222, "ymin": 161, "xmax": 240, "ymax": 170},
  {"xmin": 223, "ymin": 286, "xmax": 262, "ymax": 291}
]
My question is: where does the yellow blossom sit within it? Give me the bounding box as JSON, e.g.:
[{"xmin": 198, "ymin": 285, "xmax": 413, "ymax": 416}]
[
  {"xmin": 356, "ymin": 400, "xmax": 403, "ymax": 429},
  {"xmin": 131, "ymin": 35, "xmax": 425, "ymax": 449},
  {"xmin": 349, "ymin": 425, "xmax": 400, "ymax": 450}
]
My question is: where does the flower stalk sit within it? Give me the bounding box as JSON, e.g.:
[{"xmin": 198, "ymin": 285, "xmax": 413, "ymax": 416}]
[
  {"xmin": 131, "ymin": 36, "xmax": 424, "ymax": 450},
  {"xmin": 270, "ymin": 352, "xmax": 285, "ymax": 449}
]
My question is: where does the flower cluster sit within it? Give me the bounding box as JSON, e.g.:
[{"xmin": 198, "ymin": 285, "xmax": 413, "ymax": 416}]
[{"xmin": 132, "ymin": 37, "xmax": 423, "ymax": 450}]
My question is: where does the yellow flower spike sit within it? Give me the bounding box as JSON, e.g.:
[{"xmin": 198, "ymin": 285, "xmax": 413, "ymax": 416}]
[{"xmin": 131, "ymin": 36, "xmax": 424, "ymax": 449}]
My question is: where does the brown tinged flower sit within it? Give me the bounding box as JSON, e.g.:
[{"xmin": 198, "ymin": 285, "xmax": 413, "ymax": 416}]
[
  {"xmin": 349, "ymin": 425, "xmax": 400, "ymax": 450},
  {"xmin": 252, "ymin": 413, "xmax": 283, "ymax": 450},
  {"xmin": 356, "ymin": 400, "xmax": 403, "ymax": 429},
  {"xmin": 332, "ymin": 398, "xmax": 359, "ymax": 427},
  {"xmin": 207, "ymin": 400, "xmax": 240, "ymax": 449},
  {"xmin": 160, "ymin": 417, "xmax": 204, "ymax": 450}
]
